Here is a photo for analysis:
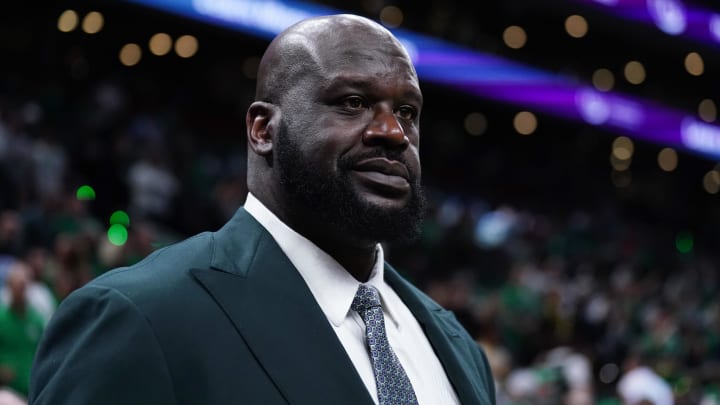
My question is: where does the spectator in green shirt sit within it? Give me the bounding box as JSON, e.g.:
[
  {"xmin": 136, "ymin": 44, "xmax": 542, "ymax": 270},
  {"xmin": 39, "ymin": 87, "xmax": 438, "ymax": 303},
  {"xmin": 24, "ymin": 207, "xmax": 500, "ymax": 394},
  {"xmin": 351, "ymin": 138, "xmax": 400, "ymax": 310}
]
[{"xmin": 0, "ymin": 262, "xmax": 44, "ymax": 397}]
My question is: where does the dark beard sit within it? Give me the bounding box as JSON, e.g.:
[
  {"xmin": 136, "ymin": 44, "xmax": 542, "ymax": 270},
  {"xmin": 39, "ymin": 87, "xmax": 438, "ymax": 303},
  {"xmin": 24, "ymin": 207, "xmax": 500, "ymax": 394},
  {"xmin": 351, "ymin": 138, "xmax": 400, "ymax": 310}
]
[{"xmin": 275, "ymin": 129, "xmax": 426, "ymax": 245}]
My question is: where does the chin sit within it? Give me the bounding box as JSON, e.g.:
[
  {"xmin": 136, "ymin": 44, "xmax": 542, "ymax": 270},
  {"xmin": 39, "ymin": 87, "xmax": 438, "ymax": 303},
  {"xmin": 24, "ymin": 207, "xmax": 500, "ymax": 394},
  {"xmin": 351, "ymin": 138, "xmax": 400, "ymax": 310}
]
[
  {"xmin": 359, "ymin": 193, "xmax": 413, "ymax": 212},
  {"xmin": 343, "ymin": 191, "xmax": 425, "ymax": 245}
]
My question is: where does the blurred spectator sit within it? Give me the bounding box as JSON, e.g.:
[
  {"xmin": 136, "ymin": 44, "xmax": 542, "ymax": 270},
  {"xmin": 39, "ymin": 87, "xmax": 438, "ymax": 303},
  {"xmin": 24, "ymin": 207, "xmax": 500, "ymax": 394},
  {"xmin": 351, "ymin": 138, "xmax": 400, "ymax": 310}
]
[
  {"xmin": 0, "ymin": 212, "xmax": 23, "ymax": 256},
  {"xmin": 0, "ymin": 257, "xmax": 13, "ymax": 287},
  {"xmin": 127, "ymin": 148, "xmax": 180, "ymax": 222},
  {"xmin": 0, "ymin": 389, "xmax": 25, "ymax": 405},
  {"xmin": 617, "ymin": 355, "xmax": 674, "ymax": 405},
  {"xmin": 51, "ymin": 233, "xmax": 94, "ymax": 300},
  {"xmin": 0, "ymin": 257, "xmax": 56, "ymax": 326},
  {"xmin": 30, "ymin": 128, "xmax": 66, "ymax": 201},
  {"xmin": 0, "ymin": 264, "xmax": 44, "ymax": 397}
]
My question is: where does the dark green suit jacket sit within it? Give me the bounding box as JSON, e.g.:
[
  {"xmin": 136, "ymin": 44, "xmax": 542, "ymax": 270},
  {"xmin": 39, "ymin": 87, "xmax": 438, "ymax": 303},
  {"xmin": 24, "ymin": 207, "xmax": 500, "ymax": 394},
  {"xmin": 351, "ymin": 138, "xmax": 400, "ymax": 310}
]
[{"xmin": 30, "ymin": 209, "xmax": 495, "ymax": 404}]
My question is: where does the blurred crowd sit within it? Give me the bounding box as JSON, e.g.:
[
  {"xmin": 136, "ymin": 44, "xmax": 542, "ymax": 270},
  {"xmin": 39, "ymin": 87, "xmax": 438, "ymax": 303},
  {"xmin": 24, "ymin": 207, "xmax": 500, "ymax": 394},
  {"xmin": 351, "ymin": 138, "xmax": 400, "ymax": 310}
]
[
  {"xmin": 1, "ymin": 68, "xmax": 719, "ymax": 405},
  {"xmin": 395, "ymin": 197, "xmax": 720, "ymax": 404}
]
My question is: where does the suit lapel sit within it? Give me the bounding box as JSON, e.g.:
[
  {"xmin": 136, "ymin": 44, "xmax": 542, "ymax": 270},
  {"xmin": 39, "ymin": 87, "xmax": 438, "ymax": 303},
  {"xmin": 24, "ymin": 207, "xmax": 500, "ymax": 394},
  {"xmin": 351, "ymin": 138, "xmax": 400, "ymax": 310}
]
[
  {"xmin": 386, "ymin": 267, "xmax": 485, "ymax": 404},
  {"xmin": 191, "ymin": 209, "xmax": 373, "ymax": 405}
]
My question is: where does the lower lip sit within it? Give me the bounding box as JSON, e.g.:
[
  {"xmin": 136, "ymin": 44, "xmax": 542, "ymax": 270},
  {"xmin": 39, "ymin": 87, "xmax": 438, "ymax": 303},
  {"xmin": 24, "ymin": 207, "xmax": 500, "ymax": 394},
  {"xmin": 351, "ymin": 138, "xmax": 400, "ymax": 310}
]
[{"xmin": 351, "ymin": 170, "xmax": 410, "ymax": 193}]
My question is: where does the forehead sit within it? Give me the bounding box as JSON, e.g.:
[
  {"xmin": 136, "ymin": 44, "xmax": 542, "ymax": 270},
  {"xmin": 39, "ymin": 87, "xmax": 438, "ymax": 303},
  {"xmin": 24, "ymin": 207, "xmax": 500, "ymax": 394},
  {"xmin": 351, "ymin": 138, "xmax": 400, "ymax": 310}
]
[
  {"xmin": 316, "ymin": 23, "xmax": 413, "ymax": 70},
  {"xmin": 328, "ymin": 44, "xmax": 413, "ymax": 71},
  {"xmin": 313, "ymin": 40, "xmax": 421, "ymax": 95},
  {"xmin": 273, "ymin": 17, "xmax": 422, "ymax": 102}
]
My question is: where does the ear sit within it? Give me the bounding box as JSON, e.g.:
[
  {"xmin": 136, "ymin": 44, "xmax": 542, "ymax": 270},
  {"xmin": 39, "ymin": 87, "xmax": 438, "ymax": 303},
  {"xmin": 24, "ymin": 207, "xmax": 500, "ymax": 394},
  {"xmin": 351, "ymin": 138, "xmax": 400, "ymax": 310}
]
[{"xmin": 246, "ymin": 101, "xmax": 279, "ymax": 156}]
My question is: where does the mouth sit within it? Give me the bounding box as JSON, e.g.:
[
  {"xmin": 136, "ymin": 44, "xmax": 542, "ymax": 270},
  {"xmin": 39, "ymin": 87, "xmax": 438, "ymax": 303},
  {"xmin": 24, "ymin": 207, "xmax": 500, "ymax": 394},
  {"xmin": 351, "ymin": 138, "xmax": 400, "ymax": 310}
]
[
  {"xmin": 353, "ymin": 157, "xmax": 410, "ymax": 179},
  {"xmin": 351, "ymin": 157, "xmax": 411, "ymax": 194}
]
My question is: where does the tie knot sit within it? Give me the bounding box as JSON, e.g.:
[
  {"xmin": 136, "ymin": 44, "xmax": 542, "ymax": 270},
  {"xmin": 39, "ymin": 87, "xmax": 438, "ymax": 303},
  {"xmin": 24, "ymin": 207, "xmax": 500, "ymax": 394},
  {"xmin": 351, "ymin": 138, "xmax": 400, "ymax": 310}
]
[{"xmin": 351, "ymin": 284, "xmax": 382, "ymax": 312}]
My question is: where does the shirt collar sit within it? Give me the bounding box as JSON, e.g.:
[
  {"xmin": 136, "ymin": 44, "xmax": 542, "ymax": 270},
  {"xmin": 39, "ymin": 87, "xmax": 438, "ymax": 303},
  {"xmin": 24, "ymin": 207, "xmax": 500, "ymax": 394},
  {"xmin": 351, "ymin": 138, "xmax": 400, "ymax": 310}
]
[{"xmin": 243, "ymin": 193, "xmax": 399, "ymax": 327}]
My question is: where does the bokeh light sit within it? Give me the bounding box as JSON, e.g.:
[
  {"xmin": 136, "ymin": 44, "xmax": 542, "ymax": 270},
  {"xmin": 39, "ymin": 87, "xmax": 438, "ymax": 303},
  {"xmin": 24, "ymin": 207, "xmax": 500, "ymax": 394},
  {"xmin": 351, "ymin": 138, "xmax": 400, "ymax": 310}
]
[
  {"xmin": 658, "ymin": 148, "xmax": 678, "ymax": 172},
  {"xmin": 175, "ymin": 35, "xmax": 198, "ymax": 58},
  {"xmin": 149, "ymin": 33, "xmax": 172, "ymax": 56},
  {"xmin": 703, "ymin": 170, "xmax": 720, "ymax": 194},
  {"xmin": 592, "ymin": 68, "xmax": 614, "ymax": 91},
  {"xmin": 513, "ymin": 111, "xmax": 537, "ymax": 135},
  {"xmin": 57, "ymin": 10, "xmax": 79, "ymax": 32},
  {"xmin": 565, "ymin": 15, "xmax": 588, "ymax": 38},
  {"xmin": 379, "ymin": 6, "xmax": 403, "ymax": 28},
  {"xmin": 612, "ymin": 136, "xmax": 634, "ymax": 160},
  {"xmin": 464, "ymin": 112, "xmax": 488, "ymax": 136},
  {"xmin": 610, "ymin": 153, "xmax": 631, "ymax": 171},
  {"xmin": 599, "ymin": 363, "xmax": 619, "ymax": 384},
  {"xmin": 110, "ymin": 210, "xmax": 130, "ymax": 227},
  {"xmin": 76, "ymin": 185, "xmax": 96, "ymax": 200},
  {"xmin": 624, "ymin": 61, "xmax": 646, "ymax": 84},
  {"xmin": 675, "ymin": 231, "xmax": 693, "ymax": 253},
  {"xmin": 684, "ymin": 52, "xmax": 704, "ymax": 76},
  {"xmin": 119, "ymin": 43, "xmax": 142, "ymax": 66},
  {"xmin": 503, "ymin": 25, "xmax": 527, "ymax": 49},
  {"xmin": 698, "ymin": 99, "xmax": 716, "ymax": 122},
  {"xmin": 108, "ymin": 224, "xmax": 129, "ymax": 246},
  {"xmin": 82, "ymin": 11, "xmax": 104, "ymax": 34}
]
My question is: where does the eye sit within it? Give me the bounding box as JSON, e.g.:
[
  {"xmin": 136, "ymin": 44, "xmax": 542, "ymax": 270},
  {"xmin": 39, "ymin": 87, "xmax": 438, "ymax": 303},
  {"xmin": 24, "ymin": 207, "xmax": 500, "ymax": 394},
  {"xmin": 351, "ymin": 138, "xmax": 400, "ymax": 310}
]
[
  {"xmin": 341, "ymin": 96, "xmax": 368, "ymax": 110},
  {"xmin": 396, "ymin": 105, "xmax": 417, "ymax": 120}
]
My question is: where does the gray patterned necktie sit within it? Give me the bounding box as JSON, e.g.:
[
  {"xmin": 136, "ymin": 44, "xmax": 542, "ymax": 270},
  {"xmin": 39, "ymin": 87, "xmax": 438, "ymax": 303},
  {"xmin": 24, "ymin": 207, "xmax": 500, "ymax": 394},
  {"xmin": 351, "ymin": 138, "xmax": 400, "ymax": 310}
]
[{"xmin": 351, "ymin": 284, "xmax": 419, "ymax": 405}]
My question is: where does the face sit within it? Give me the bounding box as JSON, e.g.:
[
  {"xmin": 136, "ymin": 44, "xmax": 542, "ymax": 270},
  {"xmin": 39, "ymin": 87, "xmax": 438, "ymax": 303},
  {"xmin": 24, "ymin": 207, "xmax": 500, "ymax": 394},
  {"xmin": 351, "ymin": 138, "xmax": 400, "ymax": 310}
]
[
  {"xmin": 7, "ymin": 264, "xmax": 29, "ymax": 303},
  {"xmin": 274, "ymin": 32, "xmax": 426, "ymax": 244}
]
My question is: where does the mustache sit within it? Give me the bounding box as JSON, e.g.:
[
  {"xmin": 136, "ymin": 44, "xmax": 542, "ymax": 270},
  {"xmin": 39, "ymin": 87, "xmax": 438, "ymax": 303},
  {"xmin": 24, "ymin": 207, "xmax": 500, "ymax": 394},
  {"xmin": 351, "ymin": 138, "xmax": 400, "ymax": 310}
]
[
  {"xmin": 339, "ymin": 149, "xmax": 419, "ymax": 182},
  {"xmin": 340, "ymin": 149, "xmax": 409, "ymax": 166}
]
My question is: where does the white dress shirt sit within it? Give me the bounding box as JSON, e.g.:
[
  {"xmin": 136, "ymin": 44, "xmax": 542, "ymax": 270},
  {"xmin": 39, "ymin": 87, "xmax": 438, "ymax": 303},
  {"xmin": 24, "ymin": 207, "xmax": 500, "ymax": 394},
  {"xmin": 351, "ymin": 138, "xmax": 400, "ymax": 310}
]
[{"xmin": 244, "ymin": 193, "xmax": 460, "ymax": 405}]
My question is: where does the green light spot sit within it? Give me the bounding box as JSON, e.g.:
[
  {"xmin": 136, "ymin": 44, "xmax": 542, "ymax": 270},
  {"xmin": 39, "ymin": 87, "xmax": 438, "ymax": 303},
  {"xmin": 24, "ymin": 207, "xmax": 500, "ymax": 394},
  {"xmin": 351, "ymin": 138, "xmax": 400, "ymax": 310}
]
[
  {"xmin": 108, "ymin": 224, "xmax": 128, "ymax": 246},
  {"xmin": 76, "ymin": 185, "xmax": 96, "ymax": 200},
  {"xmin": 675, "ymin": 231, "xmax": 693, "ymax": 254},
  {"xmin": 109, "ymin": 210, "xmax": 130, "ymax": 226}
]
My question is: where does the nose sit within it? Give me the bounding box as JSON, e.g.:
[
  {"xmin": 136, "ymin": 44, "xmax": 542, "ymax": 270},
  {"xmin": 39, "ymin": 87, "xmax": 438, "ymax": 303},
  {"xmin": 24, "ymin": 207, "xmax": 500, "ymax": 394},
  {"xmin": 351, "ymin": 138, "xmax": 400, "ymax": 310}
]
[{"xmin": 362, "ymin": 108, "xmax": 408, "ymax": 147}]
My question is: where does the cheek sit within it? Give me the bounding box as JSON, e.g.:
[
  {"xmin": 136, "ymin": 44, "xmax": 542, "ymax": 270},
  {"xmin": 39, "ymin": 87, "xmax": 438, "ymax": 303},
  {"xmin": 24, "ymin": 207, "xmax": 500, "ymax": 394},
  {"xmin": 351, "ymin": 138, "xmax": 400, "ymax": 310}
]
[
  {"xmin": 312, "ymin": 116, "xmax": 368, "ymax": 153},
  {"xmin": 409, "ymin": 150, "xmax": 422, "ymax": 179}
]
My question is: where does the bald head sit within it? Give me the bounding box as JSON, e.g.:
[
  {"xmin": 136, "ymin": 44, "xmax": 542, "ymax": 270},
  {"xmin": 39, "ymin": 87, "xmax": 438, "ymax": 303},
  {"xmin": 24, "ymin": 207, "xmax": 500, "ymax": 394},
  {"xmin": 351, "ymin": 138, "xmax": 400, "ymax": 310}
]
[
  {"xmin": 245, "ymin": 13, "xmax": 425, "ymax": 258},
  {"xmin": 246, "ymin": 13, "xmax": 421, "ymax": 196},
  {"xmin": 255, "ymin": 14, "xmax": 415, "ymax": 104}
]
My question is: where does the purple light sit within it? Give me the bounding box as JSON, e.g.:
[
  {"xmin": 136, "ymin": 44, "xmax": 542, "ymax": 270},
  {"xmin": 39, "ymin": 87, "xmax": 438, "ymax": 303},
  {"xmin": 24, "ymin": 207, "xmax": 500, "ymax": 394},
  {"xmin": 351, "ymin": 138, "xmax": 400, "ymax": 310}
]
[
  {"xmin": 711, "ymin": 14, "xmax": 720, "ymax": 41},
  {"xmin": 682, "ymin": 119, "xmax": 720, "ymax": 155},
  {"xmin": 647, "ymin": 0, "xmax": 687, "ymax": 35},
  {"xmin": 128, "ymin": 0, "xmax": 720, "ymax": 159},
  {"xmin": 581, "ymin": 0, "xmax": 720, "ymax": 45}
]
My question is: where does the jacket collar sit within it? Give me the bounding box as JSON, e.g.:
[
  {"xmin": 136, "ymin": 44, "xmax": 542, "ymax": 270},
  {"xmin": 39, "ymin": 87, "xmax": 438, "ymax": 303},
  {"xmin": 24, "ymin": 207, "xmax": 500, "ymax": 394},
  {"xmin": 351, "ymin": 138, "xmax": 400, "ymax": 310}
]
[
  {"xmin": 194, "ymin": 208, "xmax": 373, "ymax": 404},
  {"xmin": 195, "ymin": 208, "xmax": 486, "ymax": 404},
  {"xmin": 385, "ymin": 266, "xmax": 488, "ymax": 404}
]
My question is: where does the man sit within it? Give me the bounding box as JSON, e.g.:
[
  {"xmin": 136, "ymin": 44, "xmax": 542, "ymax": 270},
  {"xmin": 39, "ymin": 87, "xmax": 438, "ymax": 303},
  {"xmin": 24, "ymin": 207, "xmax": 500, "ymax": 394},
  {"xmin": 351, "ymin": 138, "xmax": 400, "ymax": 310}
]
[
  {"xmin": 0, "ymin": 262, "xmax": 44, "ymax": 398},
  {"xmin": 30, "ymin": 14, "xmax": 496, "ymax": 404}
]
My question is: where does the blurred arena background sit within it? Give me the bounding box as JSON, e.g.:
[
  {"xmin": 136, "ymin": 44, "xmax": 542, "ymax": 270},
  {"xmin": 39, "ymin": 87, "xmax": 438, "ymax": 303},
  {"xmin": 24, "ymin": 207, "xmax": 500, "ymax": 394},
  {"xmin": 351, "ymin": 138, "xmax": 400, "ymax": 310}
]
[{"xmin": 1, "ymin": 0, "xmax": 720, "ymax": 404}]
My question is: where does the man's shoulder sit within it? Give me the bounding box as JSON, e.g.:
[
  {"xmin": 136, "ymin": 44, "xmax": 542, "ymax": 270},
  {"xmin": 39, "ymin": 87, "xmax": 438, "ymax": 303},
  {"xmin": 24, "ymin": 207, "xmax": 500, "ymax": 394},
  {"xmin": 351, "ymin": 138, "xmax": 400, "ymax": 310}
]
[
  {"xmin": 86, "ymin": 231, "xmax": 217, "ymax": 298},
  {"xmin": 48, "ymin": 230, "xmax": 227, "ymax": 331},
  {"xmin": 63, "ymin": 206, "xmax": 267, "ymax": 310}
]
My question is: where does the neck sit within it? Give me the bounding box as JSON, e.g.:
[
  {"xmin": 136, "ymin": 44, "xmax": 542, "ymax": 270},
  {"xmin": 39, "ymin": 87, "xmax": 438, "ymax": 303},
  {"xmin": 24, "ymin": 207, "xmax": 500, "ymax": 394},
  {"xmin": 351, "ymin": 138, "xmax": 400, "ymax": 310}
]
[
  {"xmin": 286, "ymin": 214, "xmax": 379, "ymax": 281},
  {"xmin": 317, "ymin": 239, "xmax": 378, "ymax": 282},
  {"xmin": 252, "ymin": 188, "xmax": 380, "ymax": 282}
]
